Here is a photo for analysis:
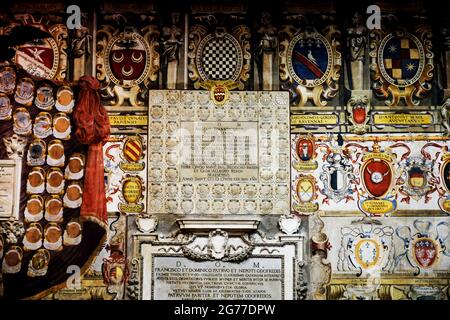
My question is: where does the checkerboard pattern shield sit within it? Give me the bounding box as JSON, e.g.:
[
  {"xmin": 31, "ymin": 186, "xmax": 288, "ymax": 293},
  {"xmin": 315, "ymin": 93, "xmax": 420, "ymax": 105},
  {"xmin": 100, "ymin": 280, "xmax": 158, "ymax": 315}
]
[
  {"xmin": 201, "ymin": 37, "xmax": 238, "ymax": 80},
  {"xmin": 383, "ymin": 37, "xmax": 420, "ymax": 81}
]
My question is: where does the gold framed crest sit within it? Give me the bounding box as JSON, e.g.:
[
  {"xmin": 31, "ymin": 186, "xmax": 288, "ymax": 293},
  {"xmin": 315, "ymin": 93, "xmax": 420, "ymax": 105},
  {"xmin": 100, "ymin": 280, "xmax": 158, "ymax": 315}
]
[
  {"xmin": 188, "ymin": 25, "xmax": 251, "ymax": 90},
  {"xmin": 369, "ymin": 27, "xmax": 434, "ymax": 106},
  {"xmin": 292, "ymin": 174, "xmax": 319, "ymax": 215},
  {"xmin": 280, "ymin": 27, "xmax": 341, "ymax": 107},
  {"xmin": 97, "ymin": 22, "xmax": 160, "ymax": 107},
  {"xmin": 8, "ymin": 16, "xmax": 68, "ymax": 80}
]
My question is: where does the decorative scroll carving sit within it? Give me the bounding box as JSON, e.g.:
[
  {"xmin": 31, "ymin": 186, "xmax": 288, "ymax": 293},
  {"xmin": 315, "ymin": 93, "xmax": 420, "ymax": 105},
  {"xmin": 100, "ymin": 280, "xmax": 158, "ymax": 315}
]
[
  {"xmin": 7, "ymin": 14, "xmax": 68, "ymax": 80},
  {"xmin": 0, "ymin": 217, "xmax": 25, "ymax": 244},
  {"xmin": 182, "ymin": 230, "xmax": 255, "ymax": 262},
  {"xmin": 369, "ymin": 22, "xmax": 434, "ymax": 106},
  {"xmin": 280, "ymin": 17, "xmax": 341, "ymax": 106},
  {"xmin": 96, "ymin": 15, "xmax": 160, "ymax": 106},
  {"xmin": 188, "ymin": 16, "xmax": 251, "ymax": 90}
]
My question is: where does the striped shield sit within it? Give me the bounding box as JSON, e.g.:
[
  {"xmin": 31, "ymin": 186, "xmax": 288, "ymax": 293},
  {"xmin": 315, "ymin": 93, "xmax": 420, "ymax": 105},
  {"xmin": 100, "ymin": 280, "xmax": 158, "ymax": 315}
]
[{"xmin": 123, "ymin": 138, "xmax": 143, "ymax": 163}]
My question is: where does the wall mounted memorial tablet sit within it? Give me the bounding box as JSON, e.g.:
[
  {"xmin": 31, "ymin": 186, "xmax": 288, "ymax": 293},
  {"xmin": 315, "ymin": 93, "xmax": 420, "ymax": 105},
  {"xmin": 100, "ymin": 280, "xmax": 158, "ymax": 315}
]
[
  {"xmin": 64, "ymin": 153, "xmax": 85, "ymax": 180},
  {"xmin": 1, "ymin": 246, "xmax": 23, "ymax": 274},
  {"xmin": 63, "ymin": 220, "xmax": 82, "ymax": 246},
  {"xmin": 26, "ymin": 166, "xmax": 46, "ymax": 194},
  {"xmin": 26, "ymin": 139, "xmax": 46, "ymax": 166},
  {"xmin": 43, "ymin": 223, "xmax": 63, "ymax": 251},
  {"xmin": 63, "ymin": 181, "xmax": 83, "ymax": 209},
  {"xmin": 34, "ymin": 83, "xmax": 55, "ymax": 110},
  {"xmin": 55, "ymin": 85, "xmax": 74, "ymax": 113},
  {"xmin": 22, "ymin": 222, "xmax": 43, "ymax": 251},
  {"xmin": 14, "ymin": 77, "xmax": 34, "ymax": 106},
  {"xmin": 46, "ymin": 139, "xmax": 65, "ymax": 167},
  {"xmin": 52, "ymin": 112, "xmax": 71, "ymax": 140},
  {"xmin": 44, "ymin": 195, "xmax": 63, "ymax": 223},
  {"xmin": 0, "ymin": 93, "xmax": 12, "ymax": 121},
  {"xmin": 0, "ymin": 66, "xmax": 16, "ymax": 95},
  {"xmin": 13, "ymin": 107, "xmax": 32, "ymax": 136},
  {"xmin": 46, "ymin": 167, "xmax": 65, "ymax": 195},
  {"xmin": 27, "ymin": 249, "xmax": 50, "ymax": 277},
  {"xmin": 33, "ymin": 112, "xmax": 52, "ymax": 139},
  {"xmin": 24, "ymin": 195, "xmax": 44, "ymax": 223}
]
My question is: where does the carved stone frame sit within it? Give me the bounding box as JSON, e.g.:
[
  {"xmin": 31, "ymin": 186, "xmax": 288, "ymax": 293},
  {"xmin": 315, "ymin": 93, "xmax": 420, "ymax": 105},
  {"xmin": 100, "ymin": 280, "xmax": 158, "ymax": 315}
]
[
  {"xmin": 126, "ymin": 217, "xmax": 304, "ymax": 300},
  {"xmin": 0, "ymin": 159, "xmax": 22, "ymax": 221}
]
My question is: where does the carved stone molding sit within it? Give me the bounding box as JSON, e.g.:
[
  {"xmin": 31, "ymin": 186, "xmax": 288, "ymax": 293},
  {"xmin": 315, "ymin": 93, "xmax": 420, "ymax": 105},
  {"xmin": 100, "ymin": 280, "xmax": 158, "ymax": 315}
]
[
  {"xmin": 127, "ymin": 216, "xmax": 304, "ymax": 300},
  {"xmin": 177, "ymin": 218, "xmax": 259, "ymax": 235}
]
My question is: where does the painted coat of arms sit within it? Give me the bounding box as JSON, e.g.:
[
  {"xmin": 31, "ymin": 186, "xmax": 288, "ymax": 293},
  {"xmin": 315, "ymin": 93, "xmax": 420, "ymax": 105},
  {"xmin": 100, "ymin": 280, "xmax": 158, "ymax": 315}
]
[
  {"xmin": 187, "ymin": 15, "xmax": 251, "ymax": 95},
  {"xmin": 395, "ymin": 220, "xmax": 450, "ymax": 275},
  {"xmin": 337, "ymin": 219, "xmax": 395, "ymax": 275},
  {"xmin": 370, "ymin": 26, "xmax": 433, "ymax": 106},
  {"xmin": 280, "ymin": 22, "xmax": 341, "ymax": 106},
  {"xmin": 7, "ymin": 16, "xmax": 68, "ymax": 80},
  {"xmin": 97, "ymin": 16, "xmax": 160, "ymax": 107},
  {"xmin": 292, "ymin": 174, "xmax": 319, "ymax": 215},
  {"xmin": 347, "ymin": 141, "xmax": 401, "ymax": 216}
]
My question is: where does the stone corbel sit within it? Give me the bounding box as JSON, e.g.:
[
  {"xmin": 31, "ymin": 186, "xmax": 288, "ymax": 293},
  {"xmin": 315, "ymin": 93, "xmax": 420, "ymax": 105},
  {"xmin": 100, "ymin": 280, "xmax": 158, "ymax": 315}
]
[
  {"xmin": 278, "ymin": 214, "xmax": 302, "ymax": 235},
  {"xmin": 135, "ymin": 214, "xmax": 158, "ymax": 234}
]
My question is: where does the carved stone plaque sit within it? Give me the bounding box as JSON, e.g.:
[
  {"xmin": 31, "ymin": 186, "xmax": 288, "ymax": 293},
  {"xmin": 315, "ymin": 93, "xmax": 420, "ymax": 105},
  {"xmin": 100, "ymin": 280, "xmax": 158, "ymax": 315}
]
[
  {"xmin": 0, "ymin": 160, "xmax": 21, "ymax": 220},
  {"xmin": 151, "ymin": 256, "xmax": 283, "ymax": 300},
  {"xmin": 179, "ymin": 121, "xmax": 259, "ymax": 183},
  {"xmin": 137, "ymin": 234, "xmax": 303, "ymax": 300},
  {"xmin": 147, "ymin": 90, "xmax": 290, "ymax": 215}
]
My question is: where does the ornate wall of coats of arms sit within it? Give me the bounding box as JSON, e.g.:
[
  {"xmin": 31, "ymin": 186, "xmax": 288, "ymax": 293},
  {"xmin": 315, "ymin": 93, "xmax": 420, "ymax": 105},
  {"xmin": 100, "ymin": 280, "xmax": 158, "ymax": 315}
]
[{"xmin": 0, "ymin": 2, "xmax": 450, "ymax": 300}]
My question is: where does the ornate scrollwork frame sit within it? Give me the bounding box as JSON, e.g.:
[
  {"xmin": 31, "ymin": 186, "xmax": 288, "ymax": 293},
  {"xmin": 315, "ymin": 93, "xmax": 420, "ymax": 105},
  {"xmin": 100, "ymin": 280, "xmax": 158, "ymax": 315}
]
[
  {"xmin": 279, "ymin": 25, "xmax": 341, "ymax": 106},
  {"xmin": 7, "ymin": 15, "xmax": 68, "ymax": 80},
  {"xmin": 96, "ymin": 21, "xmax": 160, "ymax": 107},
  {"xmin": 369, "ymin": 25, "xmax": 434, "ymax": 106},
  {"xmin": 187, "ymin": 25, "xmax": 251, "ymax": 90}
]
